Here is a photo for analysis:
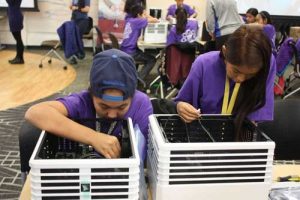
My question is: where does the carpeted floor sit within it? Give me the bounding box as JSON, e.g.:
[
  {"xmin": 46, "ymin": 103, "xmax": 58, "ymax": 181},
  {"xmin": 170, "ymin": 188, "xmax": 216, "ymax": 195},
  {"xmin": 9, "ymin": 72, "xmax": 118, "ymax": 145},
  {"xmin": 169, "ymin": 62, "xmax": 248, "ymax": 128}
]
[{"xmin": 0, "ymin": 47, "xmax": 93, "ymax": 199}]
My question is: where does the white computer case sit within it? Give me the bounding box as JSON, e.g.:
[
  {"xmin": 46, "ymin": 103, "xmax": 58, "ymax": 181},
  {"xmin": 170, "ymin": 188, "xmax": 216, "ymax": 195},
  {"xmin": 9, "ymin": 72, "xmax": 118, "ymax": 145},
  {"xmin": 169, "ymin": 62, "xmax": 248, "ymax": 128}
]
[
  {"xmin": 147, "ymin": 114, "xmax": 275, "ymax": 200},
  {"xmin": 29, "ymin": 118, "xmax": 140, "ymax": 200}
]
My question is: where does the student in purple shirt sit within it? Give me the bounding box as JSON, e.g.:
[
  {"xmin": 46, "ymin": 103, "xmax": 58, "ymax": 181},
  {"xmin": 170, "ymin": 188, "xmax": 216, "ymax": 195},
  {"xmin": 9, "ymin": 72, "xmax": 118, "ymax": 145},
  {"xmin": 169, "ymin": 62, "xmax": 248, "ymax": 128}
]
[
  {"xmin": 25, "ymin": 49, "xmax": 153, "ymax": 159},
  {"xmin": 120, "ymin": 4, "xmax": 158, "ymax": 80},
  {"xmin": 175, "ymin": 25, "xmax": 276, "ymax": 141},
  {"xmin": 167, "ymin": 7, "xmax": 198, "ymax": 46},
  {"xmin": 166, "ymin": 0, "xmax": 197, "ymax": 21}
]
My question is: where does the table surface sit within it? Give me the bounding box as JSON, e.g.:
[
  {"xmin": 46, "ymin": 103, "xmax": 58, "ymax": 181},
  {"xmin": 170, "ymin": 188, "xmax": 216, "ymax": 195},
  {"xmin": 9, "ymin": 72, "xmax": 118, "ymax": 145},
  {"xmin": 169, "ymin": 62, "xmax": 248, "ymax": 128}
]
[{"xmin": 20, "ymin": 164, "xmax": 300, "ymax": 199}]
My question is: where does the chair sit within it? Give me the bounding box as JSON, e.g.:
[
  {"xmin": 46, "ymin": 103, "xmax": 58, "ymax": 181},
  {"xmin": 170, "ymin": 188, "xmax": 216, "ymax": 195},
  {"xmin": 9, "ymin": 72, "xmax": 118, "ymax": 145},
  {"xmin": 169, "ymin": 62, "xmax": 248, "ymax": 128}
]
[
  {"xmin": 82, "ymin": 17, "xmax": 99, "ymax": 55},
  {"xmin": 283, "ymin": 39, "xmax": 300, "ymax": 99},
  {"xmin": 38, "ymin": 40, "xmax": 68, "ymax": 70},
  {"xmin": 273, "ymin": 37, "xmax": 295, "ymax": 95},
  {"xmin": 108, "ymin": 32, "xmax": 147, "ymax": 89},
  {"xmin": 108, "ymin": 32, "xmax": 120, "ymax": 49},
  {"xmin": 258, "ymin": 99, "xmax": 300, "ymax": 160},
  {"xmin": 149, "ymin": 43, "xmax": 197, "ymax": 99}
]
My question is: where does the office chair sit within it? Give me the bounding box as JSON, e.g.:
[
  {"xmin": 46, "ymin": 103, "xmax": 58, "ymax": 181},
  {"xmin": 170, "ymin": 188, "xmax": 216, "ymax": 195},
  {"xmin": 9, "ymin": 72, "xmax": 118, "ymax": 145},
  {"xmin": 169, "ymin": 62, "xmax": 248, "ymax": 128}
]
[
  {"xmin": 38, "ymin": 40, "xmax": 68, "ymax": 70},
  {"xmin": 108, "ymin": 32, "xmax": 120, "ymax": 49},
  {"xmin": 149, "ymin": 43, "xmax": 197, "ymax": 99},
  {"xmin": 258, "ymin": 99, "xmax": 300, "ymax": 160},
  {"xmin": 108, "ymin": 32, "xmax": 147, "ymax": 89}
]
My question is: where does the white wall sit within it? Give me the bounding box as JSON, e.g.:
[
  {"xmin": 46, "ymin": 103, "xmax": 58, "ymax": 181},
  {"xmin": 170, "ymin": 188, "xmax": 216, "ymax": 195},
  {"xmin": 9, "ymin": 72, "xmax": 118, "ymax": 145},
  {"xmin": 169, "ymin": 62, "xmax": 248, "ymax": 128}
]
[
  {"xmin": 0, "ymin": 0, "xmax": 98, "ymax": 46},
  {"xmin": 0, "ymin": 0, "xmax": 206, "ymax": 46}
]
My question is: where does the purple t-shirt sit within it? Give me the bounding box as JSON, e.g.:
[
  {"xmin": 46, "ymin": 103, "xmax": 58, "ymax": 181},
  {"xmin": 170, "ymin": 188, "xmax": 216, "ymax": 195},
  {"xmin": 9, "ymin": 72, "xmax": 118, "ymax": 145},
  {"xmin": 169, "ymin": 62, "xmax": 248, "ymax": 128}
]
[
  {"xmin": 175, "ymin": 51, "xmax": 276, "ymax": 121},
  {"xmin": 166, "ymin": 4, "xmax": 195, "ymax": 18},
  {"xmin": 120, "ymin": 17, "xmax": 148, "ymax": 55},
  {"xmin": 263, "ymin": 24, "xmax": 276, "ymax": 56},
  {"xmin": 56, "ymin": 90, "xmax": 153, "ymax": 141},
  {"xmin": 167, "ymin": 20, "xmax": 198, "ymax": 46}
]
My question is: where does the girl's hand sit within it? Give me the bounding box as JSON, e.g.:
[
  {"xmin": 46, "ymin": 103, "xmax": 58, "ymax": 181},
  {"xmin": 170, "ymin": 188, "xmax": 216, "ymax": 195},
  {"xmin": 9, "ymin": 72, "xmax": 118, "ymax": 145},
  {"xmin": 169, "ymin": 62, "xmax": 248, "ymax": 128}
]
[{"xmin": 177, "ymin": 101, "xmax": 201, "ymax": 123}]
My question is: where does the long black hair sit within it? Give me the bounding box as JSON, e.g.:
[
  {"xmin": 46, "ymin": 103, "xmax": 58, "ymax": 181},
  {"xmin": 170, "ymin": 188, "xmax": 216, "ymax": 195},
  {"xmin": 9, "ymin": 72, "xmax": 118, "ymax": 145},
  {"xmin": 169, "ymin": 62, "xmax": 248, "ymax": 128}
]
[
  {"xmin": 130, "ymin": 4, "xmax": 144, "ymax": 18},
  {"xmin": 222, "ymin": 25, "xmax": 272, "ymax": 141},
  {"xmin": 259, "ymin": 11, "xmax": 272, "ymax": 25},
  {"xmin": 175, "ymin": 7, "xmax": 188, "ymax": 34},
  {"xmin": 246, "ymin": 8, "xmax": 258, "ymax": 17},
  {"xmin": 124, "ymin": 0, "xmax": 137, "ymax": 14}
]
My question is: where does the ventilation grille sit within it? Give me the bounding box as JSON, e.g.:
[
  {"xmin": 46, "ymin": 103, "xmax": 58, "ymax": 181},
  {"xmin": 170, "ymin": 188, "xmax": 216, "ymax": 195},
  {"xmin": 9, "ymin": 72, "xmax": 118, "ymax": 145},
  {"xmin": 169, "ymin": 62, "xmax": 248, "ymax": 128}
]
[{"xmin": 148, "ymin": 114, "xmax": 274, "ymax": 186}]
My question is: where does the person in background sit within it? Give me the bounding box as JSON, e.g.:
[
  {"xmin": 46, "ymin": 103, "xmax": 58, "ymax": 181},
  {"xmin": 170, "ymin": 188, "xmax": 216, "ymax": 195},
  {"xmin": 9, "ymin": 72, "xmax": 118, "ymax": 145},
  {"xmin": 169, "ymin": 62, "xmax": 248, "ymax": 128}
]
[
  {"xmin": 124, "ymin": 0, "xmax": 137, "ymax": 19},
  {"xmin": 120, "ymin": 4, "xmax": 158, "ymax": 82},
  {"xmin": 24, "ymin": 49, "xmax": 153, "ymax": 160},
  {"xmin": 205, "ymin": 0, "xmax": 243, "ymax": 50},
  {"xmin": 245, "ymin": 8, "xmax": 258, "ymax": 24},
  {"xmin": 256, "ymin": 10, "xmax": 272, "ymax": 25},
  {"xmin": 166, "ymin": 7, "xmax": 198, "ymax": 46},
  {"xmin": 69, "ymin": 0, "xmax": 91, "ymax": 64},
  {"xmin": 256, "ymin": 11, "xmax": 276, "ymax": 56},
  {"xmin": 175, "ymin": 25, "xmax": 276, "ymax": 141},
  {"xmin": 166, "ymin": 0, "xmax": 197, "ymax": 22},
  {"xmin": 6, "ymin": 0, "xmax": 24, "ymax": 64}
]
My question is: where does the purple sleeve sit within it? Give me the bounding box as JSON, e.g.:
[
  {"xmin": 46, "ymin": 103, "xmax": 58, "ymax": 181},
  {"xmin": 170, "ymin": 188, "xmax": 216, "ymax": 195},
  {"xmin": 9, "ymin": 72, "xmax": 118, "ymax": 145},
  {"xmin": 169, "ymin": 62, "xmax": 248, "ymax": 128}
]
[
  {"xmin": 174, "ymin": 56, "xmax": 203, "ymax": 108},
  {"xmin": 132, "ymin": 18, "xmax": 148, "ymax": 29},
  {"xmin": 166, "ymin": 5, "xmax": 173, "ymax": 17},
  {"xmin": 247, "ymin": 55, "xmax": 276, "ymax": 121},
  {"xmin": 56, "ymin": 91, "xmax": 94, "ymax": 119},
  {"xmin": 185, "ymin": 4, "xmax": 196, "ymax": 16}
]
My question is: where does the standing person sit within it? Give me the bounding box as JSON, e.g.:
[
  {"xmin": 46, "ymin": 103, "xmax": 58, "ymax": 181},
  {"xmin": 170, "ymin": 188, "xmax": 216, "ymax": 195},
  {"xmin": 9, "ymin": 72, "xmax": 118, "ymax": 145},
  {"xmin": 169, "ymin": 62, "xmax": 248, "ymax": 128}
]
[
  {"xmin": 166, "ymin": 7, "xmax": 198, "ymax": 46},
  {"xmin": 120, "ymin": 4, "xmax": 158, "ymax": 81},
  {"xmin": 205, "ymin": 0, "xmax": 243, "ymax": 50},
  {"xmin": 245, "ymin": 8, "xmax": 258, "ymax": 24},
  {"xmin": 6, "ymin": 0, "xmax": 24, "ymax": 64},
  {"xmin": 166, "ymin": 0, "xmax": 197, "ymax": 21},
  {"xmin": 175, "ymin": 25, "xmax": 276, "ymax": 141},
  {"xmin": 23, "ymin": 49, "xmax": 152, "ymax": 165}
]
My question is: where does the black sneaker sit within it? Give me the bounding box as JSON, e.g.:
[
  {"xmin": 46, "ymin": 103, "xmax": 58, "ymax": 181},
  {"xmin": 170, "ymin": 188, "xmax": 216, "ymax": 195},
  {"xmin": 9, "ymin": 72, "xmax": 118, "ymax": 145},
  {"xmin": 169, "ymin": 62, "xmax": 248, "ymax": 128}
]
[
  {"xmin": 9, "ymin": 57, "xmax": 24, "ymax": 64},
  {"xmin": 69, "ymin": 57, "xmax": 78, "ymax": 65}
]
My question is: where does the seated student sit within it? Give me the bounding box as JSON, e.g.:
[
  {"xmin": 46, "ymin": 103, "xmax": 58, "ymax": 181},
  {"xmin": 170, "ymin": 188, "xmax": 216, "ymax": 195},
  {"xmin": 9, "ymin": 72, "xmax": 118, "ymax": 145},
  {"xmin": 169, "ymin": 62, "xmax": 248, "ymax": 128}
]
[
  {"xmin": 24, "ymin": 49, "xmax": 153, "ymax": 160},
  {"xmin": 124, "ymin": 0, "xmax": 137, "ymax": 19},
  {"xmin": 245, "ymin": 8, "xmax": 258, "ymax": 24},
  {"xmin": 120, "ymin": 4, "xmax": 158, "ymax": 81},
  {"xmin": 69, "ymin": 0, "xmax": 91, "ymax": 64},
  {"xmin": 175, "ymin": 25, "xmax": 276, "ymax": 141},
  {"xmin": 166, "ymin": 7, "xmax": 198, "ymax": 46},
  {"xmin": 166, "ymin": 0, "xmax": 197, "ymax": 21},
  {"xmin": 70, "ymin": 0, "xmax": 91, "ymax": 35}
]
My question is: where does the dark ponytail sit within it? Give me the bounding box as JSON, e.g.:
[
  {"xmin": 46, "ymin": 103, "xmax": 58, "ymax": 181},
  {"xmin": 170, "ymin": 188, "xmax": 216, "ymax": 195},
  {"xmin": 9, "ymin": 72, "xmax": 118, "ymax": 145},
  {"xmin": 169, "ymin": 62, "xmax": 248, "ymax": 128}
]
[{"xmin": 175, "ymin": 7, "xmax": 188, "ymax": 34}]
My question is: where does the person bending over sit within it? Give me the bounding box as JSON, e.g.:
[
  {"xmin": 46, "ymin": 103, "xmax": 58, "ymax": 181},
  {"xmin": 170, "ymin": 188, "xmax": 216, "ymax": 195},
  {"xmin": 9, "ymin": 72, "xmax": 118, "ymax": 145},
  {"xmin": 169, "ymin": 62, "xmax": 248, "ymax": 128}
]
[
  {"xmin": 175, "ymin": 25, "xmax": 276, "ymax": 141},
  {"xmin": 25, "ymin": 49, "xmax": 153, "ymax": 160}
]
